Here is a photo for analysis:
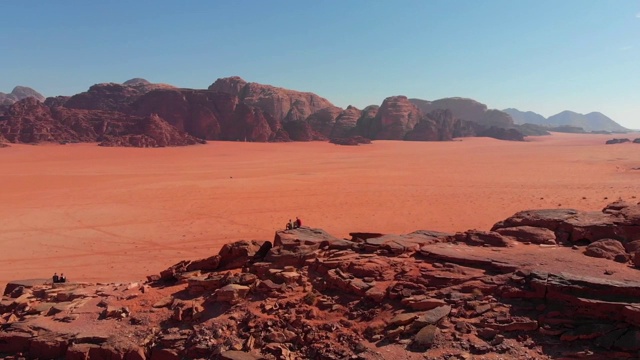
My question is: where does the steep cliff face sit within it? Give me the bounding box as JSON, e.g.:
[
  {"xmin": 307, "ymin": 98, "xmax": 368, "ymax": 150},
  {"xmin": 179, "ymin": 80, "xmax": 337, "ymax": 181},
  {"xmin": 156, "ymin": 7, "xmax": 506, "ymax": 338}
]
[
  {"xmin": 404, "ymin": 109, "xmax": 473, "ymax": 141},
  {"xmin": 99, "ymin": 114, "xmax": 204, "ymax": 147},
  {"xmin": 209, "ymin": 77, "xmax": 335, "ymax": 124},
  {"xmin": 353, "ymin": 105, "xmax": 379, "ymax": 139},
  {"xmin": 305, "ymin": 106, "xmax": 343, "ymax": 138},
  {"xmin": 331, "ymin": 106, "xmax": 362, "ymax": 139},
  {"xmin": 369, "ymin": 96, "xmax": 421, "ymax": 140},
  {"xmin": 132, "ymin": 89, "xmax": 278, "ymax": 142}
]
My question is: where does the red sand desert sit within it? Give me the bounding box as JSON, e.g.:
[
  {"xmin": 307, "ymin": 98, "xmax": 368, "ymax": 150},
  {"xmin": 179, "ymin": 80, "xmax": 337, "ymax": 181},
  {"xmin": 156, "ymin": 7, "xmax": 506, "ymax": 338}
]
[{"xmin": 1, "ymin": 132, "xmax": 639, "ymax": 289}]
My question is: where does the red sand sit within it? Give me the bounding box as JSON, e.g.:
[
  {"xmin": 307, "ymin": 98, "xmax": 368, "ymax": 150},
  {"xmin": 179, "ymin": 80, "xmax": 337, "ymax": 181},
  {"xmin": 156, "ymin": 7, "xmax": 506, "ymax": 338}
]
[{"xmin": 1, "ymin": 133, "xmax": 639, "ymax": 287}]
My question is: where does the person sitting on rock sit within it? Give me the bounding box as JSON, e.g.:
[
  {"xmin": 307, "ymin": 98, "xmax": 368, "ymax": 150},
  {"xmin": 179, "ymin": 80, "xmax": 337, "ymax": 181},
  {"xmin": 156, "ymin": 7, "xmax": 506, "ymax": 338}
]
[
  {"xmin": 59, "ymin": 273, "xmax": 66, "ymax": 283},
  {"xmin": 52, "ymin": 273, "xmax": 59, "ymax": 283},
  {"xmin": 295, "ymin": 217, "xmax": 302, "ymax": 228},
  {"xmin": 288, "ymin": 219, "xmax": 294, "ymax": 230}
]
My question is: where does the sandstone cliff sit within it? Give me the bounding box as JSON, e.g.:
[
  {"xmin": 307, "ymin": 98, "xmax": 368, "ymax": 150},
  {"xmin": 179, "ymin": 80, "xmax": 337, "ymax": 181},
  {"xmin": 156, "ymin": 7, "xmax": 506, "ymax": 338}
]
[{"xmin": 209, "ymin": 77, "xmax": 335, "ymax": 124}]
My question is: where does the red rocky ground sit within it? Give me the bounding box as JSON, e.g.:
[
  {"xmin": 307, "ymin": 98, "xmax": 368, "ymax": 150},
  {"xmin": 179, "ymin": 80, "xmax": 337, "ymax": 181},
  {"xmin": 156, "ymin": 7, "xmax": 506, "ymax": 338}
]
[{"xmin": 2, "ymin": 200, "xmax": 640, "ymax": 359}]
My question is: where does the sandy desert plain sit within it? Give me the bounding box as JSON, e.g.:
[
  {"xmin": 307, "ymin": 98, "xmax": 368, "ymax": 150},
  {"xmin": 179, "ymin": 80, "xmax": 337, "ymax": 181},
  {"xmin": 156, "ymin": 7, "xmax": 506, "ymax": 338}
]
[{"xmin": 0, "ymin": 132, "xmax": 639, "ymax": 290}]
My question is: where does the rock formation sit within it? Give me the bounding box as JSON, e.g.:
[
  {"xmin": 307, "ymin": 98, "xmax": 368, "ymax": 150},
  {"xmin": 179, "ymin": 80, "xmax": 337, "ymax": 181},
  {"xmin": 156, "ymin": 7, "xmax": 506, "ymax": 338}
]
[
  {"xmin": 0, "ymin": 86, "xmax": 45, "ymax": 105},
  {"xmin": 410, "ymin": 97, "xmax": 515, "ymax": 128},
  {"xmin": 209, "ymin": 77, "xmax": 335, "ymax": 125},
  {"xmin": 605, "ymin": 138, "xmax": 632, "ymax": 145},
  {"xmin": 0, "ymin": 98, "xmax": 202, "ymax": 147},
  {"xmin": 64, "ymin": 79, "xmax": 176, "ymax": 112},
  {"xmin": 132, "ymin": 89, "xmax": 278, "ymax": 142},
  {"xmin": 368, "ymin": 96, "xmax": 421, "ymax": 140},
  {"xmin": 1, "ymin": 76, "xmax": 540, "ymax": 146},
  {"xmin": 3, "ymin": 201, "xmax": 640, "ymax": 359}
]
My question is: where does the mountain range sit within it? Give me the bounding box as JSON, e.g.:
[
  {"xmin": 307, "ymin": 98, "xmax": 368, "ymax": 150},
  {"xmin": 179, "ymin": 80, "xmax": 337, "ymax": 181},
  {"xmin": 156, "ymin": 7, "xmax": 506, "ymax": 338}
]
[
  {"xmin": 0, "ymin": 78, "xmax": 629, "ymax": 147},
  {"xmin": 503, "ymin": 108, "xmax": 628, "ymax": 133}
]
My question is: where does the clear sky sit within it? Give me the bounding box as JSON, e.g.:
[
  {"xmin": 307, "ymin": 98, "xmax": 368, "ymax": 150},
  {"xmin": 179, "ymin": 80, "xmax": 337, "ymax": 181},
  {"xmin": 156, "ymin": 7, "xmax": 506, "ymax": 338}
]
[{"xmin": 1, "ymin": 1, "xmax": 639, "ymax": 128}]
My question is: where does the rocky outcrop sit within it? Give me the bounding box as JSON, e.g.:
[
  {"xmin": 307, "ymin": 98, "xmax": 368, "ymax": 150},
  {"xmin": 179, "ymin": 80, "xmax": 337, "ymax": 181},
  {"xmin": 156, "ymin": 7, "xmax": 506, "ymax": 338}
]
[
  {"xmin": 329, "ymin": 136, "xmax": 371, "ymax": 146},
  {"xmin": 209, "ymin": 77, "xmax": 335, "ymax": 124},
  {"xmin": 132, "ymin": 89, "xmax": 279, "ymax": 142},
  {"xmin": 330, "ymin": 106, "xmax": 362, "ymax": 138},
  {"xmin": 405, "ymin": 109, "xmax": 476, "ymax": 141},
  {"xmin": 305, "ymin": 106, "xmax": 343, "ymax": 138},
  {"xmin": 477, "ymin": 126, "xmax": 524, "ymax": 141},
  {"xmin": 0, "ymin": 86, "xmax": 45, "ymax": 105},
  {"xmin": 98, "ymin": 114, "xmax": 205, "ymax": 147},
  {"xmin": 4, "ymin": 202, "xmax": 640, "ymax": 359},
  {"xmin": 368, "ymin": 96, "xmax": 421, "ymax": 140},
  {"xmin": 0, "ymin": 98, "xmax": 202, "ymax": 147},
  {"xmin": 410, "ymin": 97, "xmax": 514, "ymax": 128},
  {"xmin": 64, "ymin": 80, "xmax": 175, "ymax": 112},
  {"xmin": 606, "ymin": 138, "xmax": 631, "ymax": 144}
]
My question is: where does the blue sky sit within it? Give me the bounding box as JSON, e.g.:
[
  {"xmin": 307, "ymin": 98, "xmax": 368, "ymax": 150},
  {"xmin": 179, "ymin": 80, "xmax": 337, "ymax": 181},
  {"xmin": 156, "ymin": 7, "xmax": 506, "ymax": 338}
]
[{"xmin": 1, "ymin": 1, "xmax": 639, "ymax": 128}]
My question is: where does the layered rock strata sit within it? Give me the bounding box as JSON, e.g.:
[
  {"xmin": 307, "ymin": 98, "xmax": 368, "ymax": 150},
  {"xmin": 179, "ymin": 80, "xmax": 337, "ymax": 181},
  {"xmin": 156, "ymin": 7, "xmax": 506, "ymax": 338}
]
[{"xmin": 3, "ymin": 201, "xmax": 640, "ymax": 359}]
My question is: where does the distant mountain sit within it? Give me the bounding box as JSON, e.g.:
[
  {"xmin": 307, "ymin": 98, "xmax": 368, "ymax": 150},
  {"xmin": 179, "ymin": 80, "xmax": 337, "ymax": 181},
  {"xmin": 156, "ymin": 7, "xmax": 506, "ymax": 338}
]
[
  {"xmin": 0, "ymin": 86, "xmax": 45, "ymax": 105},
  {"xmin": 503, "ymin": 108, "xmax": 547, "ymax": 125},
  {"xmin": 409, "ymin": 97, "xmax": 514, "ymax": 128},
  {"xmin": 546, "ymin": 111, "xmax": 627, "ymax": 133}
]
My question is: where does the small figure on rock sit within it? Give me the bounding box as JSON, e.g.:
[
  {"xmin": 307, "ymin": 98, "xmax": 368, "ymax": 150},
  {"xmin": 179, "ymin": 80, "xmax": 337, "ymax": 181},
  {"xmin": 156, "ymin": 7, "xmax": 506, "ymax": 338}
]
[
  {"xmin": 52, "ymin": 273, "xmax": 59, "ymax": 283},
  {"xmin": 295, "ymin": 217, "xmax": 302, "ymax": 229},
  {"xmin": 286, "ymin": 219, "xmax": 293, "ymax": 230},
  {"xmin": 59, "ymin": 273, "xmax": 67, "ymax": 283}
]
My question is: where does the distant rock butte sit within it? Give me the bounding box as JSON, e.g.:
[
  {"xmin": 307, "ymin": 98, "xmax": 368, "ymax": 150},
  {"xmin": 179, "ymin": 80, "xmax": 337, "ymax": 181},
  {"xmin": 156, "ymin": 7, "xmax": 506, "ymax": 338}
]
[
  {"xmin": 3, "ymin": 201, "xmax": 640, "ymax": 359},
  {"xmin": 209, "ymin": 76, "xmax": 335, "ymax": 124},
  {"xmin": 505, "ymin": 108, "xmax": 628, "ymax": 133},
  {"xmin": 0, "ymin": 86, "xmax": 45, "ymax": 105},
  {"xmin": 410, "ymin": 97, "xmax": 514, "ymax": 128}
]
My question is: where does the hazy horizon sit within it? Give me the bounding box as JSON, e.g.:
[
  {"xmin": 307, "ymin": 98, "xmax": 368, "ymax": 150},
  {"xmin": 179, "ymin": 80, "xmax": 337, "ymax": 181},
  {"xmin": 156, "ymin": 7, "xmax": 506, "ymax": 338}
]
[{"xmin": 2, "ymin": 1, "xmax": 639, "ymax": 128}]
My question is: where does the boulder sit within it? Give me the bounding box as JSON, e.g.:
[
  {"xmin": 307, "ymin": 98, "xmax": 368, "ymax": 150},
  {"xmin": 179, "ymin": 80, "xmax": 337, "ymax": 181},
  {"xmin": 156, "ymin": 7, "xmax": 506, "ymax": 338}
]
[
  {"xmin": 584, "ymin": 239, "xmax": 627, "ymax": 261},
  {"xmin": 215, "ymin": 284, "xmax": 250, "ymax": 303},
  {"xmin": 218, "ymin": 240, "xmax": 265, "ymax": 270},
  {"xmin": 412, "ymin": 325, "xmax": 439, "ymax": 349}
]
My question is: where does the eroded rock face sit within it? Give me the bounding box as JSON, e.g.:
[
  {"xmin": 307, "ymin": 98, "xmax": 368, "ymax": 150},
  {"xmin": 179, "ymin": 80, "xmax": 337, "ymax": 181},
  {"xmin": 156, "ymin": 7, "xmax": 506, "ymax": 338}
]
[
  {"xmin": 209, "ymin": 77, "xmax": 335, "ymax": 124},
  {"xmin": 369, "ymin": 96, "xmax": 421, "ymax": 140},
  {"xmin": 132, "ymin": 89, "xmax": 277, "ymax": 142},
  {"xmin": 98, "ymin": 114, "xmax": 204, "ymax": 148}
]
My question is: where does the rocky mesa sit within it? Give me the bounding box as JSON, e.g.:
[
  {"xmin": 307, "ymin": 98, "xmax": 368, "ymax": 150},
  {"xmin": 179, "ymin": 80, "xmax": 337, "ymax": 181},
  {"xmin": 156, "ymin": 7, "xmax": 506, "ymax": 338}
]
[{"xmin": 2, "ymin": 200, "xmax": 640, "ymax": 359}]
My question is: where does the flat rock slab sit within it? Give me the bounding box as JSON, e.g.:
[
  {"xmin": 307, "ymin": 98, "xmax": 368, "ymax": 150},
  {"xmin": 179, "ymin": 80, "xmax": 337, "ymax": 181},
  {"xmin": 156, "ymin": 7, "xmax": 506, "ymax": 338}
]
[
  {"xmin": 3, "ymin": 279, "xmax": 49, "ymax": 296},
  {"xmin": 419, "ymin": 242, "xmax": 640, "ymax": 285}
]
